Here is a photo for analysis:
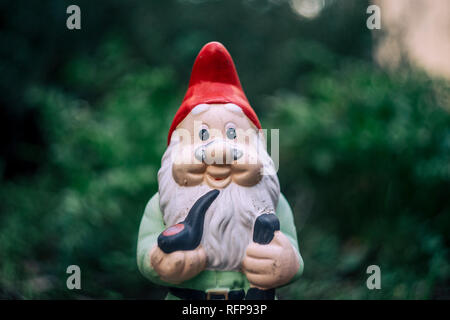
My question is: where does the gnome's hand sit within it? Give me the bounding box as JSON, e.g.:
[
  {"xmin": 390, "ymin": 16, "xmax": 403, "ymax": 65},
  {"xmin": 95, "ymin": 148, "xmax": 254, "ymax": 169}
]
[
  {"xmin": 150, "ymin": 245, "xmax": 206, "ymax": 284},
  {"xmin": 242, "ymin": 231, "xmax": 300, "ymax": 290}
]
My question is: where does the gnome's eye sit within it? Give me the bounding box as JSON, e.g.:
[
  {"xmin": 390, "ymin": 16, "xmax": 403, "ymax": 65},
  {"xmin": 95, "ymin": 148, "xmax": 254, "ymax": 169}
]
[
  {"xmin": 199, "ymin": 128, "xmax": 209, "ymax": 141},
  {"xmin": 226, "ymin": 126, "xmax": 237, "ymax": 140}
]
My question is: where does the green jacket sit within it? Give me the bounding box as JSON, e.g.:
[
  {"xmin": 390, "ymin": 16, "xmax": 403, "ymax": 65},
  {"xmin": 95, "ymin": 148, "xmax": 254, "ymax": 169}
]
[{"xmin": 137, "ymin": 192, "xmax": 303, "ymax": 297}]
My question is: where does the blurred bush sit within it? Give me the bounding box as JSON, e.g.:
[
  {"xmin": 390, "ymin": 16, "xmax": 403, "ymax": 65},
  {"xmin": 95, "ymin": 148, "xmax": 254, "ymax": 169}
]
[
  {"xmin": 267, "ymin": 57, "xmax": 450, "ymax": 299},
  {"xmin": 0, "ymin": 37, "xmax": 179, "ymax": 298},
  {"xmin": 0, "ymin": 0, "xmax": 449, "ymax": 299}
]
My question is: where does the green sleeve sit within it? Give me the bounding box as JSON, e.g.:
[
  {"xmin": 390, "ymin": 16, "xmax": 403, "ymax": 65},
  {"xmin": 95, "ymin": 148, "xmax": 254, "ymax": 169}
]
[
  {"xmin": 276, "ymin": 193, "xmax": 304, "ymax": 284},
  {"xmin": 136, "ymin": 192, "xmax": 171, "ymax": 287}
]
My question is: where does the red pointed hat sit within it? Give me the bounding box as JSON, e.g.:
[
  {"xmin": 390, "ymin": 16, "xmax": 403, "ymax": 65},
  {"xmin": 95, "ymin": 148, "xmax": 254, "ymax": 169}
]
[{"xmin": 167, "ymin": 41, "xmax": 261, "ymax": 144}]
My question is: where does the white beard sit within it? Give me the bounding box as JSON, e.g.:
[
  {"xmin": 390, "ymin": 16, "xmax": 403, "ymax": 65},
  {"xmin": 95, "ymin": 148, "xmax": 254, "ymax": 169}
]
[{"xmin": 158, "ymin": 139, "xmax": 280, "ymax": 271}]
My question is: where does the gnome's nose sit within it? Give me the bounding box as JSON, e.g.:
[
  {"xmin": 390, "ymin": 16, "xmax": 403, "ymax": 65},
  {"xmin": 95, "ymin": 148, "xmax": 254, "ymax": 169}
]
[{"xmin": 195, "ymin": 140, "xmax": 243, "ymax": 164}]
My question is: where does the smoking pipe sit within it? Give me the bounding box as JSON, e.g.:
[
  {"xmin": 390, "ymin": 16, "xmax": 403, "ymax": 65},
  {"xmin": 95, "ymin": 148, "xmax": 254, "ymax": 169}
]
[
  {"xmin": 245, "ymin": 213, "xmax": 280, "ymax": 300},
  {"xmin": 157, "ymin": 189, "xmax": 220, "ymax": 254}
]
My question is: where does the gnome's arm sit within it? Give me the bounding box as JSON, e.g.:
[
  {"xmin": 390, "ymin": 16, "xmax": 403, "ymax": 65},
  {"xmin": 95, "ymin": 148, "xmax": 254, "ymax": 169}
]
[
  {"xmin": 276, "ymin": 193, "xmax": 304, "ymax": 285},
  {"xmin": 136, "ymin": 192, "xmax": 171, "ymax": 287},
  {"xmin": 137, "ymin": 192, "xmax": 304, "ymax": 287}
]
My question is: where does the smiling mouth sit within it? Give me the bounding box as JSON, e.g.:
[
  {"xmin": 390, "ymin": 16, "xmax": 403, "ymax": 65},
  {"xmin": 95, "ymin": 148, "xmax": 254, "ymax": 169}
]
[{"xmin": 205, "ymin": 173, "xmax": 231, "ymax": 188}]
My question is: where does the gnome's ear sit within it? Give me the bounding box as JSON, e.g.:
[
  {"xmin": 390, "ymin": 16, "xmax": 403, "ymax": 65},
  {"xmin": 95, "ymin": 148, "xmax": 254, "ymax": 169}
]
[
  {"xmin": 258, "ymin": 129, "xmax": 266, "ymax": 144},
  {"xmin": 252, "ymin": 128, "xmax": 270, "ymax": 152},
  {"xmin": 169, "ymin": 130, "xmax": 181, "ymax": 144}
]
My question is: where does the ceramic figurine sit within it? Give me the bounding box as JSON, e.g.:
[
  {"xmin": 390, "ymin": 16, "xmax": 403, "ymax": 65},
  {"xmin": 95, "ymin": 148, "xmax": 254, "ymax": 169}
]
[{"xmin": 137, "ymin": 42, "xmax": 303, "ymax": 300}]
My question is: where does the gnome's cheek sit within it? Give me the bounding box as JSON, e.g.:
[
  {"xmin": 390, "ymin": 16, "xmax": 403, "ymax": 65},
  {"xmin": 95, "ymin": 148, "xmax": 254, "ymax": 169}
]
[
  {"xmin": 172, "ymin": 163, "xmax": 206, "ymax": 186},
  {"xmin": 232, "ymin": 162, "xmax": 263, "ymax": 187}
]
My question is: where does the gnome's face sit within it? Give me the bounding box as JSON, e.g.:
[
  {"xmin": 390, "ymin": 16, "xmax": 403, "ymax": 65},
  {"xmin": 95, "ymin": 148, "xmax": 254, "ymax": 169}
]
[
  {"xmin": 157, "ymin": 42, "xmax": 280, "ymax": 270},
  {"xmin": 171, "ymin": 103, "xmax": 264, "ymax": 189},
  {"xmin": 158, "ymin": 105, "xmax": 280, "ymax": 270}
]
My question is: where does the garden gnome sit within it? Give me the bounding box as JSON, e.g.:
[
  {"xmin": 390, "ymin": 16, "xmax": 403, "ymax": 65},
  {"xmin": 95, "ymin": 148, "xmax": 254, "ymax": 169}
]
[{"xmin": 137, "ymin": 42, "xmax": 303, "ymax": 300}]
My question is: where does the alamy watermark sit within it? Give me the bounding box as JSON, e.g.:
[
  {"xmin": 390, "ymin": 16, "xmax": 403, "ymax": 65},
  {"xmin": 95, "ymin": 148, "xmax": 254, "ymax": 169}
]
[
  {"xmin": 170, "ymin": 121, "xmax": 280, "ymax": 175},
  {"xmin": 366, "ymin": 265, "xmax": 381, "ymax": 290},
  {"xmin": 366, "ymin": 5, "xmax": 381, "ymax": 30},
  {"xmin": 66, "ymin": 5, "xmax": 81, "ymax": 30},
  {"xmin": 66, "ymin": 265, "xmax": 81, "ymax": 290}
]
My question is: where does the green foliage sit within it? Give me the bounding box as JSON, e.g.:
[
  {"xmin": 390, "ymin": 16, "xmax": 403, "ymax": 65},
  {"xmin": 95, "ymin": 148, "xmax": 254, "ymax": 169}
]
[
  {"xmin": 0, "ymin": 37, "xmax": 179, "ymax": 298},
  {"xmin": 268, "ymin": 58, "xmax": 450, "ymax": 299}
]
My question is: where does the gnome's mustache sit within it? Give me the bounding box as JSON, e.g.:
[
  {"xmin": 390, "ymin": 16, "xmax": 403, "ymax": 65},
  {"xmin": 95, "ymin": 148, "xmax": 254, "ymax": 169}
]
[{"xmin": 194, "ymin": 139, "xmax": 244, "ymax": 165}]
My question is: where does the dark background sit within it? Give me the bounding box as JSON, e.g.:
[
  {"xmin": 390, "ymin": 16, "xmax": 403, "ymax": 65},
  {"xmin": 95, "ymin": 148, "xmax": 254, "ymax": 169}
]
[{"xmin": 0, "ymin": 0, "xmax": 449, "ymax": 299}]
